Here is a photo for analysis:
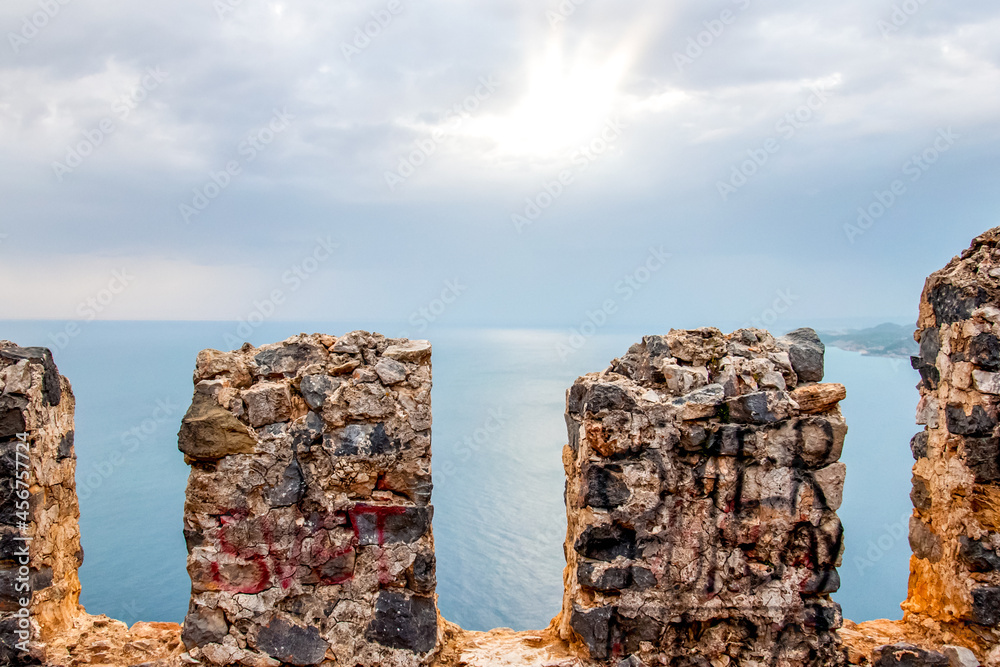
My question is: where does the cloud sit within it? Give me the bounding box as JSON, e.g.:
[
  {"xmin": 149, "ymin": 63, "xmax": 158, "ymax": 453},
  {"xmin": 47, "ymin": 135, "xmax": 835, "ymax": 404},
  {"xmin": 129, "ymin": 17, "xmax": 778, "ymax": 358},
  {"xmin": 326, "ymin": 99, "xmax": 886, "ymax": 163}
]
[{"xmin": 3, "ymin": 0, "xmax": 1000, "ymax": 326}]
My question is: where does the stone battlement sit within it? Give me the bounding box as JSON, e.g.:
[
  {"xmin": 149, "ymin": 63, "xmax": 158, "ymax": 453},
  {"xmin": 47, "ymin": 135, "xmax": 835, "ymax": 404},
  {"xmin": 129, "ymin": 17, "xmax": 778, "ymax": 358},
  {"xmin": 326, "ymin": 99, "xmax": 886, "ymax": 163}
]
[{"xmin": 3, "ymin": 228, "xmax": 1000, "ymax": 666}]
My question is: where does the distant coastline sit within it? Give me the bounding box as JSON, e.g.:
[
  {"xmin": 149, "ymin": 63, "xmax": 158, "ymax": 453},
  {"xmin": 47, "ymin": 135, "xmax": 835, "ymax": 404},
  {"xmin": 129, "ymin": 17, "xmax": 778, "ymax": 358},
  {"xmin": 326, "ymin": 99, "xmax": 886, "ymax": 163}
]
[{"xmin": 819, "ymin": 322, "xmax": 918, "ymax": 359}]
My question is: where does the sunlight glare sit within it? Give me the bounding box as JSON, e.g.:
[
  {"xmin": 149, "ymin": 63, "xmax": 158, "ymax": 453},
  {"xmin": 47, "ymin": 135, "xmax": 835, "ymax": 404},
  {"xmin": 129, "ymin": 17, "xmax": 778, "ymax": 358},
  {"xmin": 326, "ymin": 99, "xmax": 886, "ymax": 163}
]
[{"xmin": 462, "ymin": 38, "xmax": 635, "ymax": 162}]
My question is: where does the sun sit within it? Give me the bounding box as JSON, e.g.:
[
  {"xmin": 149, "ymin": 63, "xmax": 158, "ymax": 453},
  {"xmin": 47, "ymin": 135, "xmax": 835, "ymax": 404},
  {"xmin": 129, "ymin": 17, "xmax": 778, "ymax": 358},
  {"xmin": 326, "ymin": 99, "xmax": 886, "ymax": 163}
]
[{"xmin": 461, "ymin": 36, "xmax": 636, "ymax": 163}]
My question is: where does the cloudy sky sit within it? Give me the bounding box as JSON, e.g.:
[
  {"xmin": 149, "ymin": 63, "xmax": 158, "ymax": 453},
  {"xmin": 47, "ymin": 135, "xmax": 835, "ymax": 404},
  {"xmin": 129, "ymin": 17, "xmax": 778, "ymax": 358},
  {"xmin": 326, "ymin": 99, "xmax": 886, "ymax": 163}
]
[{"xmin": 3, "ymin": 0, "xmax": 1000, "ymax": 331}]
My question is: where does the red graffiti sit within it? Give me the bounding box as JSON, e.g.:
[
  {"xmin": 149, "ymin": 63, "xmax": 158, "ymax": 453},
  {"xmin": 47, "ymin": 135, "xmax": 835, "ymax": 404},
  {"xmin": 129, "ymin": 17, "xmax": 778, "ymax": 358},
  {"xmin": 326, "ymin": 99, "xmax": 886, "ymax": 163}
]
[
  {"xmin": 349, "ymin": 505, "xmax": 407, "ymax": 585},
  {"xmin": 207, "ymin": 504, "xmax": 404, "ymax": 594}
]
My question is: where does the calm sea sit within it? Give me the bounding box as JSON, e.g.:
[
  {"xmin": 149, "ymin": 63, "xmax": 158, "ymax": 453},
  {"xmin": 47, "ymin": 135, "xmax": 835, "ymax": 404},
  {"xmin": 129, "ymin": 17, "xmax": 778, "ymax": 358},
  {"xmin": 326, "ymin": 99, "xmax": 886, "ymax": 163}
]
[{"xmin": 0, "ymin": 322, "xmax": 918, "ymax": 630}]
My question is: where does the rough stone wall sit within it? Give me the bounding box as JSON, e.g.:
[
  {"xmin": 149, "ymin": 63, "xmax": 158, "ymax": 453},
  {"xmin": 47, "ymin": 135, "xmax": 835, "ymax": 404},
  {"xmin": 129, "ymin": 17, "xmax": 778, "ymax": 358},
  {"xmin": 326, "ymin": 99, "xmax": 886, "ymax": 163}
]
[
  {"xmin": 560, "ymin": 327, "xmax": 849, "ymax": 666},
  {"xmin": 0, "ymin": 343, "xmax": 82, "ymax": 665},
  {"xmin": 904, "ymin": 227, "xmax": 1000, "ymax": 661},
  {"xmin": 179, "ymin": 332, "xmax": 439, "ymax": 667}
]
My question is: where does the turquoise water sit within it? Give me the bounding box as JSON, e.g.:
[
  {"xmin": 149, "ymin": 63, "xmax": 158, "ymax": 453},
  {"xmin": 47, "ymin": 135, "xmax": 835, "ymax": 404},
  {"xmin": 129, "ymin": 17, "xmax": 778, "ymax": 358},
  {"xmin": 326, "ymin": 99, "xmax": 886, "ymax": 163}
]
[{"xmin": 0, "ymin": 322, "xmax": 917, "ymax": 629}]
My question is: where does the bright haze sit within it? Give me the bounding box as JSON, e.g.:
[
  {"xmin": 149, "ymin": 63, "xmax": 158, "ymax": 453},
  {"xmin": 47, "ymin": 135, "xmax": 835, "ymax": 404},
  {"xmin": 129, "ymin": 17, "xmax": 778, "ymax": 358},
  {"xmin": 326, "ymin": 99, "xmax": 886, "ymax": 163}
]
[{"xmin": 3, "ymin": 0, "xmax": 1000, "ymax": 331}]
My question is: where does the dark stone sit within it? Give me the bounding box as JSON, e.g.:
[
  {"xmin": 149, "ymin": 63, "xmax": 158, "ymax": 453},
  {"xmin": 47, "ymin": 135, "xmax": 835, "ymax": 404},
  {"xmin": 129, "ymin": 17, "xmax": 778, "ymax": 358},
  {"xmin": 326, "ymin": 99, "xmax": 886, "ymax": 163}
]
[
  {"xmin": 964, "ymin": 437, "xmax": 1000, "ymax": 483},
  {"xmin": 577, "ymin": 561, "xmax": 631, "ymax": 591},
  {"xmin": 642, "ymin": 335, "xmax": 671, "ymax": 360},
  {"xmin": 909, "ymin": 518, "xmax": 943, "ymax": 562},
  {"xmin": 780, "ymin": 328, "xmax": 825, "ymax": 383},
  {"xmin": 369, "ymin": 423, "xmax": 397, "ymax": 456},
  {"xmin": 0, "ymin": 346, "xmax": 61, "ymax": 406},
  {"xmin": 352, "ymin": 506, "xmax": 431, "ymax": 545},
  {"xmin": 57, "ymin": 431, "xmax": 74, "ymax": 460},
  {"xmin": 327, "ymin": 423, "xmax": 401, "ymax": 457},
  {"xmin": 567, "ymin": 384, "xmax": 588, "ymax": 416},
  {"xmin": 267, "ymin": 458, "xmax": 305, "ymax": 507},
  {"xmin": 254, "ymin": 617, "xmax": 329, "ymax": 665},
  {"xmin": 0, "ymin": 532, "xmax": 21, "ymax": 561},
  {"xmin": 290, "ymin": 413, "xmax": 323, "ymax": 451},
  {"xmin": 585, "ymin": 384, "xmax": 637, "ymax": 415},
  {"xmin": 177, "ymin": 392, "xmax": 256, "ymax": 461},
  {"xmin": 0, "ymin": 441, "xmax": 18, "ymax": 478},
  {"xmin": 618, "ymin": 612, "xmax": 662, "ymax": 655},
  {"xmin": 724, "ymin": 392, "xmax": 777, "ymax": 425},
  {"xmin": 567, "ymin": 415, "xmax": 581, "ymax": 452},
  {"xmin": 910, "ymin": 476, "xmax": 932, "ymax": 512},
  {"xmin": 800, "ymin": 569, "xmax": 841, "ymax": 595},
  {"xmin": 366, "ymin": 590, "xmax": 437, "ymax": 653},
  {"xmin": 969, "ymin": 333, "xmax": 1000, "ymax": 370},
  {"xmin": 182, "ymin": 607, "xmax": 229, "ymax": 649},
  {"xmin": 584, "ymin": 466, "xmax": 631, "ymax": 509},
  {"xmin": 0, "ymin": 617, "xmax": 38, "ymax": 665},
  {"xmin": 972, "ymin": 586, "xmax": 1000, "ymax": 626},
  {"xmin": 927, "ymin": 282, "xmax": 989, "ymax": 326},
  {"xmin": 0, "ymin": 567, "xmax": 50, "ymax": 611},
  {"xmin": 298, "ymin": 375, "xmax": 339, "ymax": 411},
  {"xmin": 31, "ymin": 567, "xmax": 51, "ymax": 591},
  {"xmin": 254, "ymin": 343, "xmax": 328, "ymax": 378},
  {"xmin": 407, "ymin": 551, "xmax": 436, "ymax": 595},
  {"xmin": 630, "ymin": 566, "xmax": 656, "ymax": 589},
  {"xmin": 910, "ymin": 431, "xmax": 928, "ymax": 460},
  {"xmin": 874, "ymin": 643, "xmax": 949, "ymax": 667},
  {"xmin": 183, "ymin": 528, "xmax": 204, "ymax": 551},
  {"xmin": 0, "ymin": 396, "xmax": 27, "ymax": 441},
  {"xmin": 679, "ymin": 425, "xmax": 708, "ymax": 451},
  {"xmin": 0, "ymin": 568, "xmax": 27, "ymax": 612},
  {"xmin": 919, "ymin": 328, "xmax": 941, "ymax": 365},
  {"xmin": 959, "ymin": 537, "xmax": 1000, "ymax": 573},
  {"xmin": 946, "ymin": 405, "xmax": 996, "ymax": 438},
  {"xmin": 911, "ymin": 356, "xmax": 940, "ymax": 391},
  {"xmin": 912, "ymin": 330, "xmax": 941, "ymax": 387},
  {"xmin": 574, "ymin": 524, "xmax": 637, "ymax": 561},
  {"xmin": 570, "ymin": 604, "xmax": 614, "ymax": 660},
  {"xmin": 803, "ymin": 601, "xmax": 841, "ymax": 631}
]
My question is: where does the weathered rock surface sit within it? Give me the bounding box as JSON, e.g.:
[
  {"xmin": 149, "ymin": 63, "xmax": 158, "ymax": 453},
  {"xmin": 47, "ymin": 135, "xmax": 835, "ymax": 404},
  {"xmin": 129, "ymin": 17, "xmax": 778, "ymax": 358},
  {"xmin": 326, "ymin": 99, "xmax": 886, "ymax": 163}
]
[
  {"xmin": 179, "ymin": 332, "xmax": 439, "ymax": 667},
  {"xmin": 893, "ymin": 227, "xmax": 1000, "ymax": 665},
  {"xmin": 560, "ymin": 328, "xmax": 848, "ymax": 665},
  {"xmin": 15, "ymin": 227, "xmax": 1000, "ymax": 667},
  {"xmin": 40, "ymin": 614, "xmax": 184, "ymax": 667},
  {"xmin": 0, "ymin": 342, "xmax": 82, "ymax": 664}
]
